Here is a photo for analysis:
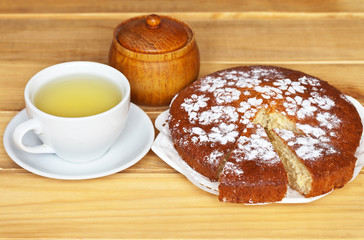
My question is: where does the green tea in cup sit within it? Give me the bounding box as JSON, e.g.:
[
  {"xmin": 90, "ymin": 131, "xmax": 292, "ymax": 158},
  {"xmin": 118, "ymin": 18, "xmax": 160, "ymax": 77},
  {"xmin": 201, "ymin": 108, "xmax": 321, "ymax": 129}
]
[{"xmin": 33, "ymin": 74, "xmax": 122, "ymax": 117}]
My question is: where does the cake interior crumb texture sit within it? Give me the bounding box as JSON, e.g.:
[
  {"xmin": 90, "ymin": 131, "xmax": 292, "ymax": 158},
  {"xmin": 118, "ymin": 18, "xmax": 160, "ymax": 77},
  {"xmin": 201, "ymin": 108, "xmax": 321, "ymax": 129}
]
[{"xmin": 253, "ymin": 110, "xmax": 313, "ymax": 195}]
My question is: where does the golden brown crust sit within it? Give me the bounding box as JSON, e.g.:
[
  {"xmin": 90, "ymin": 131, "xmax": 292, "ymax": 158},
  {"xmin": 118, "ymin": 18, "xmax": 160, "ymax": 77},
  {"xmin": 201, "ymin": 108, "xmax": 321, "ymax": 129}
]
[
  {"xmin": 306, "ymin": 151, "xmax": 356, "ymax": 197},
  {"xmin": 218, "ymin": 177, "xmax": 287, "ymax": 203}
]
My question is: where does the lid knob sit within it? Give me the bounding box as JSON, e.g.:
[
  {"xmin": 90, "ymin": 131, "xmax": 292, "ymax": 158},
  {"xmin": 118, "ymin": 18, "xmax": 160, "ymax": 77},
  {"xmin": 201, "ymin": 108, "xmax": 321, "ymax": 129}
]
[{"xmin": 146, "ymin": 14, "xmax": 161, "ymax": 29}]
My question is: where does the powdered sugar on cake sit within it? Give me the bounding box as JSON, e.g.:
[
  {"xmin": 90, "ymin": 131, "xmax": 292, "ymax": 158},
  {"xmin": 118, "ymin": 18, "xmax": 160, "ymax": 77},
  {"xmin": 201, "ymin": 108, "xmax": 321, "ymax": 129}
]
[
  {"xmin": 181, "ymin": 94, "xmax": 209, "ymax": 123},
  {"xmin": 199, "ymin": 106, "xmax": 239, "ymax": 125},
  {"xmin": 222, "ymin": 161, "xmax": 245, "ymax": 177},
  {"xmin": 309, "ymin": 92, "xmax": 335, "ymax": 110},
  {"xmin": 296, "ymin": 124, "xmax": 326, "ymax": 139},
  {"xmin": 209, "ymin": 123, "xmax": 239, "ymax": 145},
  {"xmin": 199, "ymin": 76, "xmax": 227, "ymax": 92},
  {"xmin": 274, "ymin": 128, "xmax": 337, "ymax": 160},
  {"xmin": 174, "ymin": 66, "xmax": 346, "ymax": 167},
  {"xmin": 316, "ymin": 112, "xmax": 341, "ymax": 129},
  {"xmin": 214, "ymin": 88, "xmax": 241, "ymax": 104},
  {"xmin": 188, "ymin": 124, "xmax": 239, "ymax": 146},
  {"xmin": 204, "ymin": 150, "xmax": 225, "ymax": 166},
  {"xmin": 233, "ymin": 124, "xmax": 280, "ymax": 165},
  {"xmin": 298, "ymin": 76, "xmax": 321, "ymax": 86}
]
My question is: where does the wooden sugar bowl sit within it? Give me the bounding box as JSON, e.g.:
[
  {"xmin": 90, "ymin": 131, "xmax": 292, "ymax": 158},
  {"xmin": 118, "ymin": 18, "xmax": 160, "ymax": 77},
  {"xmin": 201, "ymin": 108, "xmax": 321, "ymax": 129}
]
[{"xmin": 109, "ymin": 14, "xmax": 200, "ymax": 106}]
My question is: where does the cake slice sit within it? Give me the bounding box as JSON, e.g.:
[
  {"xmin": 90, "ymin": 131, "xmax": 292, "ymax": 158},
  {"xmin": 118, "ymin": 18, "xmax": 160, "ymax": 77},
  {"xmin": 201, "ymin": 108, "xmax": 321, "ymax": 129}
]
[
  {"xmin": 253, "ymin": 108, "xmax": 357, "ymax": 197},
  {"xmin": 270, "ymin": 128, "xmax": 357, "ymax": 197},
  {"xmin": 218, "ymin": 123, "xmax": 288, "ymax": 203}
]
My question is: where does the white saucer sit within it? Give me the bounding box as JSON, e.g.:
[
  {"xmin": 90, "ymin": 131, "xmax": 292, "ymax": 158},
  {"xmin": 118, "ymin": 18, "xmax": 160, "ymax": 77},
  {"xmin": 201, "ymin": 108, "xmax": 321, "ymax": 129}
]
[{"xmin": 3, "ymin": 103, "xmax": 155, "ymax": 180}]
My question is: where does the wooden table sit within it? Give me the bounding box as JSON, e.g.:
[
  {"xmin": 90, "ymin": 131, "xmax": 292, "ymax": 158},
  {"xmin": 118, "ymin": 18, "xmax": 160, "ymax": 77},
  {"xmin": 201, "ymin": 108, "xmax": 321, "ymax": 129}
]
[{"xmin": 1, "ymin": 1, "xmax": 364, "ymax": 239}]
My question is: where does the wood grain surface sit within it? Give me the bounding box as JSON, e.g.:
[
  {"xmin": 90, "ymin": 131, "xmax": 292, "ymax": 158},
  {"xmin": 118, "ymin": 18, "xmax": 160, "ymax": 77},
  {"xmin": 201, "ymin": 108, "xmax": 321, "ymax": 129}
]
[
  {"xmin": 1, "ymin": 0, "xmax": 364, "ymax": 13},
  {"xmin": 0, "ymin": 0, "xmax": 363, "ymax": 239}
]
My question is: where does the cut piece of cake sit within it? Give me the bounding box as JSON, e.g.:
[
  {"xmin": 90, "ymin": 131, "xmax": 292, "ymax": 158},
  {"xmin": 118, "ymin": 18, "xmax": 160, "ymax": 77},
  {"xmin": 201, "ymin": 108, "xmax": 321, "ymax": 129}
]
[
  {"xmin": 270, "ymin": 128, "xmax": 357, "ymax": 197},
  {"xmin": 219, "ymin": 123, "xmax": 288, "ymax": 203}
]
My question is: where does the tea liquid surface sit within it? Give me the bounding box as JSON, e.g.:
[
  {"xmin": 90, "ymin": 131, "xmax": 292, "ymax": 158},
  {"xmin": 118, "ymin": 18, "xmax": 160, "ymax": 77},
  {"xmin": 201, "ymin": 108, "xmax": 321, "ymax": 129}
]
[{"xmin": 34, "ymin": 75, "xmax": 122, "ymax": 117}]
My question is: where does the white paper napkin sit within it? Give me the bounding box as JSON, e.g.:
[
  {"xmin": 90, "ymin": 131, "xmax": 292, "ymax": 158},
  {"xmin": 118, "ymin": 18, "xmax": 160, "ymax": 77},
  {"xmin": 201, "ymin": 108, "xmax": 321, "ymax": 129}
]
[{"xmin": 151, "ymin": 95, "xmax": 364, "ymax": 204}]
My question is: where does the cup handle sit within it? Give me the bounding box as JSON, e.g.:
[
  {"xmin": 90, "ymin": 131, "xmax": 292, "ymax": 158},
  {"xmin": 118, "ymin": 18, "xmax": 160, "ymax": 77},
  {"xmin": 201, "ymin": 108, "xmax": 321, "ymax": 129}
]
[{"xmin": 13, "ymin": 118, "xmax": 55, "ymax": 154}]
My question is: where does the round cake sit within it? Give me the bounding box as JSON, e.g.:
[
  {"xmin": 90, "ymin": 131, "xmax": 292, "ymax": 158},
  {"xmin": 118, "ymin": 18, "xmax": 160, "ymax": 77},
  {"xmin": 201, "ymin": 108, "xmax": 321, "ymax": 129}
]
[{"xmin": 168, "ymin": 65, "xmax": 363, "ymax": 203}]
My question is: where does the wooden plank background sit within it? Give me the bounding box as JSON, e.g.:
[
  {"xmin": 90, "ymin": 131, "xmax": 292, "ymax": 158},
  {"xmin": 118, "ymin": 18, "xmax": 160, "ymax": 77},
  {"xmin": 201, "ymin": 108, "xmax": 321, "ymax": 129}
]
[
  {"xmin": 1, "ymin": 0, "xmax": 364, "ymax": 13},
  {"xmin": 0, "ymin": 0, "xmax": 364, "ymax": 239}
]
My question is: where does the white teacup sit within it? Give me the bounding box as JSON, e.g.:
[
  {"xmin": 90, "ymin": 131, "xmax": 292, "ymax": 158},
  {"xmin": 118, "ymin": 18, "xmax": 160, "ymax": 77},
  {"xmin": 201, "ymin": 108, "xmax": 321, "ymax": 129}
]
[{"xmin": 13, "ymin": 61, "xmax": 130, "ymax": 162}]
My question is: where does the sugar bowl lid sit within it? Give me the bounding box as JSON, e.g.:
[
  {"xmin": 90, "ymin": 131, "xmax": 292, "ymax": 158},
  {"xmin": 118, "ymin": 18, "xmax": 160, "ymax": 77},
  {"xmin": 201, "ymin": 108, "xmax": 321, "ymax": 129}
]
[{"xmin": 115, "ymin": 14, "xmax": 191, "ymax": 54}]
